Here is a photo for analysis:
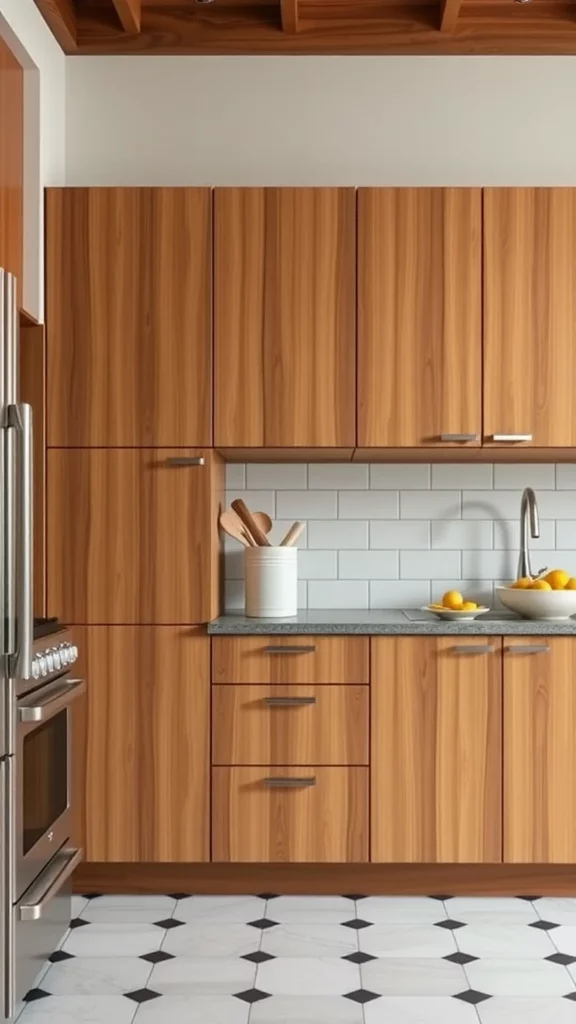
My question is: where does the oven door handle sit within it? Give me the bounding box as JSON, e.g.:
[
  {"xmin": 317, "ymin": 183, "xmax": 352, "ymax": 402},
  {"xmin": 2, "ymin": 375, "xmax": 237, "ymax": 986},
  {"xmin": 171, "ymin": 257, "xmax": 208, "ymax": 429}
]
[
  {"xmin": 17, "ymin": 847, "xmax": 83, "ymax": 922},
  {"xmin": 18, "ymin": 678, "xmax": 86, "ymax": 723}
]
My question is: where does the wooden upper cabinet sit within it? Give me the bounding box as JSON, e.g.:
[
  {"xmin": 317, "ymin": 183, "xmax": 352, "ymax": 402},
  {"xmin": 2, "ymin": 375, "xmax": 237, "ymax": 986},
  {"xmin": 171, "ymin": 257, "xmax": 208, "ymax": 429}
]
[
  {"xmin": 0, "ymin": 37, "xmax": 23, "ymax": 290},
  {"xmin": 371, "ymin": 637, "xmax": 502, "ymax": 863},
  {"xmin": 214, "ymin": 188, "xmax": 356, "ymax": 447},
  {"xmin": 358, "ymin": 188, "xmax": 482, "ymax": 448},
  {"xmin": 485, "ymin": 189, "xmax": 576, "ymax": 447},
  {"xmin": 46, "ymin": 188, "xmax": 212, "ymax": 447},
  {"xmin": 75, "ymin": 626, "xmax": 209, "ymax": 863},
  {"xmin": 504, "ymin": 638, "xmax": 576, "ymax": 863}
]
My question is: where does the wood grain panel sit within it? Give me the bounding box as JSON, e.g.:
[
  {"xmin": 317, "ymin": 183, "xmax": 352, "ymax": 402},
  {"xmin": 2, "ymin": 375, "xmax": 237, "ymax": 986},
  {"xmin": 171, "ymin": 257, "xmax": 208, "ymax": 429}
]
[
  {"xmin": 504, "ymin": 637, "xmax": 576, "ymax": 863},
  {"xmin": 0, "ymin": 37, "xmax": 23, "ymax": 289},
  {"xmin": 212, "ymin": 636, "xmax": 369, "ymax": 684},
  {"xmin": 47, "ymin": 449, "xmax": 223, "ymax": 624},
  {"xmin": 75, "ymin": 626, "xmax": 209, "ymax": 863},
  {"xmin": 212, "ymin": 767, "xmax": 368, "ymax": 862},
  {"xmin": 371, "ymin": 636, "xmax": 502, "ymax": 863},
  {"xmin": 20, "ymin": 323, "xmax": 46, "ymax": 616},
  {"xmin": 358, "ymin": 188, "xmax": 482, "ymax": 447},
  {"xmin": 212, "ymin": 685, "xmax": 369, "ymax": 765},
  {"xmin": 46, "ymin": 188, "xmax": 212, "ymax": 447},
  {"xmin": 214, "ymin": 188, "xmax": 356, "ymax": 447},
  {"xmin": 484, "ymin": 188, "xmax": 576, "ymax": 447}
]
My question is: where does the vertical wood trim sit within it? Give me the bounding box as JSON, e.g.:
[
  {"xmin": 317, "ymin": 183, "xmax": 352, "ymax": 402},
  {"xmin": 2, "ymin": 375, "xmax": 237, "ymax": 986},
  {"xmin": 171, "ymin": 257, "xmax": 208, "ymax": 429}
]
[
  {"xmin": 280, "ymin": 0, "xmax": 299, "ymax": 33},
  {"xmin": 111, "ymin": 0, "xmax": 141, "ymax": 34}
]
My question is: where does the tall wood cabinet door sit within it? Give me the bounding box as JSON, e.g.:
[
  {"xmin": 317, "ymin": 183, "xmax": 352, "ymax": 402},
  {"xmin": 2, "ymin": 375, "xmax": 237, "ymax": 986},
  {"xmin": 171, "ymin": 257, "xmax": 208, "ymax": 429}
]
[
  {"xmin": 47, "ymin": 449, "xmax": 223, "ymax": 624},
  {"xmin": 214, "ymin": 188, "xmax": 356, "ymax": 447},
  {"xmin": 0, "ymin": 37, "xmax": 23, "ymax": 288},
  {"xmin": 504, "ymin": 638, "xmax": 576, "ymax": 863},
  {"xmin": 484, "ymin": 189, "xmax": 576, "ymax": 447},
  {"xmin": 46, "ymin": 188, "xmax": 212, "ymax": 447},
  {"xmin": 371, "ymin": 637, "xmax": 502, "ymax": 863},
  {"xmin": 75, "ymin": 627, "xmax": 209, "ymax": 862},
  {"xmin": 358, "ymin": 189, "xmax": 482, "ymax": 448}
]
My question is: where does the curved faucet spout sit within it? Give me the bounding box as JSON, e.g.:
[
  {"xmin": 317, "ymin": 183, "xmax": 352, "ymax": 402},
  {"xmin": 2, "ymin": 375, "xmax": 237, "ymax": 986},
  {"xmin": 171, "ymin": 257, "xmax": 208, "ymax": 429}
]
[{"xmin": 518, "ymin": 487, "xmax": 540, "ymax": 581}]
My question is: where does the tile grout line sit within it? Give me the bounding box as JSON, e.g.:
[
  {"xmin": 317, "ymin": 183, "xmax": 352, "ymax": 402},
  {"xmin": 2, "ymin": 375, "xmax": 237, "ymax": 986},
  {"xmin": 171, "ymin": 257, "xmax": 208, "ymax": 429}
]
[{"xmin": 536, "ymin": 898, "xmax": 576, "ymax": 995}]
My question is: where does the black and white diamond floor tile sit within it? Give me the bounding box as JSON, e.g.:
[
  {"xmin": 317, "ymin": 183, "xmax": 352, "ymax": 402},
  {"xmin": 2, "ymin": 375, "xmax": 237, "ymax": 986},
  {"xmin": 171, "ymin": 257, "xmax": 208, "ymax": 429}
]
[{"xmin": 15, "ymin": 895, "xmax": 576, "ymax": 1023}]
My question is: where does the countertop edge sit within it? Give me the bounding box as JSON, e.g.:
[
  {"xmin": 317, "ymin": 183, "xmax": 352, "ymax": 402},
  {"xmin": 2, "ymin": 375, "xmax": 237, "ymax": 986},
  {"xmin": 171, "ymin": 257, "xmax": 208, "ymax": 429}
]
[{"xmin": 208, "ymin": 611, "xmax": 576, "ymax": 636}]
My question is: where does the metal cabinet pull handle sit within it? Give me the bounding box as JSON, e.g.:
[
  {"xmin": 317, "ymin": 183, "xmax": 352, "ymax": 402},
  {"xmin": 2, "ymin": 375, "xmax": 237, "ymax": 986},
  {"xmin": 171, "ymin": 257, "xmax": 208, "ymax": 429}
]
[
  {"xmin": 492, "ymin": 434, "xmax": 533, "ymax": 443},
  {"xmin": 440, "ymin": 433, "xmax": 478, "ymax": 442},
  {"xmin": 264, "ymin": 696, "xmax": 316, "ymax": 707},
  {"xmin": 18, "ymin": 847, "xmax": 83, "ymax": 921},
  {"xmin": 164, "ymin": 456, "xmax": 205, "ymax": 467},
  {"xmin": 506, "ymin": 644, "xmax": 551, "ymax": 654},
  {"xmin": 263, "ymin": 777, "xmax": 316, "ymax": 788},
  {"xmin": 452, "ymin": 645, "xmax": 495, "ymax": 654},
  {"xmin": 263, "ymin": 645, "xmax": 317, "ymax": 655},
  {"xmin": 19, "ymin": 678, "xmax": 86, "ymax": 722}
]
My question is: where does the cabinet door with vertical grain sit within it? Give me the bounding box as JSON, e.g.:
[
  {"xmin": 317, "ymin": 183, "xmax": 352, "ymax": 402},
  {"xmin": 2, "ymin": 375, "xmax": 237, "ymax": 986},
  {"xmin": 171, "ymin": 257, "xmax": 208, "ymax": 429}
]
[
  {"xmin": 0, "ymin": 37, "xmax": 23, "ymax": 288},
  {"xmin": 47, "ymin": 449, "xmax": 223, "ymax": 624},
  {"xmin": 75, "ymin": 627, "xmax": 209, "ymax": 862},
  {"xmin": 485, "ymin": 189, "xmax": 576, "ymax": 447},
  {"xmin": 371, "ymin": 637, "xmax": 502, "ymax": 863},
  {"xmin": 214, "ymin": 188, "xmax": 356, "ymax": 447},
  {"xmin": 504, "ymin": 638, "xmax": 576, "ymax": 863},
  {"xmin": 358, "ymin": 189, "xmax": 482, "ymax": 448},
  {"xmin": 46, "ymin": 188, "xmax": 212, "ymax": 447}
]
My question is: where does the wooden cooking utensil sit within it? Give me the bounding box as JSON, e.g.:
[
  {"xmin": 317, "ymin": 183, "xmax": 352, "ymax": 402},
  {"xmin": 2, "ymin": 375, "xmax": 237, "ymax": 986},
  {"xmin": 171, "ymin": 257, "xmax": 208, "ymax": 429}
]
[
  {"xmin": 252, "ymin": 511, "xmax": 273, "ymax": 535},
  {"xmin": 231, "ymin": 499, "xmax": 271, "ymax": 547},
  {"xmin": 280, "ymin": 521, "xmax": 306, "ymax": 547},
  {"xmin": 219, "ymin": 511, "xmax": 255, "ymax": 547}
]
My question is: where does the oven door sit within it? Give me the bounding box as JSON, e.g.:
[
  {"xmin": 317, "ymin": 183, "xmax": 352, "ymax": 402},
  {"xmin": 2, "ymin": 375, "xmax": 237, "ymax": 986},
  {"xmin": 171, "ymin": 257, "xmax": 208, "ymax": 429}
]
[{"xmin": 16, "ymin": 678, "xmax": 85, "ymax": 898}]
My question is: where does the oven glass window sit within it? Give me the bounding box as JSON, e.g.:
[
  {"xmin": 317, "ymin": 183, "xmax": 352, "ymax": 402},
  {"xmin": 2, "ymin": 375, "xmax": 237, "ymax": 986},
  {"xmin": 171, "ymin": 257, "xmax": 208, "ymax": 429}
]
[{"xmin": 22, "ymin": 710, "xmax": 68, "ymax": 854}]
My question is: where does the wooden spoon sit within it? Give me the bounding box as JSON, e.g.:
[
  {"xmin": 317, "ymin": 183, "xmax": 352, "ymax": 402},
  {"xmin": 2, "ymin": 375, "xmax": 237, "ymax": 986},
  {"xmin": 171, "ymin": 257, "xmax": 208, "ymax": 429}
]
[
  {"xmin": 231, "ymin": 499, "xmax": 271, "ymax": 546},
  {"xmin": 280, "ymin": 521, "xmax": 306, "ymax": 547},
  {"xmin": 252, "ymin": 511, "xmax": 273, "ymax": 535},
  {"xmin": 219, "ymin": 511, "xmax": 255, "ymax": 547}
]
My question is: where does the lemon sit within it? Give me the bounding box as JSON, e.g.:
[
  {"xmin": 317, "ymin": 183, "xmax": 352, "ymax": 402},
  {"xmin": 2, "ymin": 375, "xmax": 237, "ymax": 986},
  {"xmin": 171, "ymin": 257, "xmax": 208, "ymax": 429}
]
[
  {"xmin": 512, "ymin": 577, "xmax": 532, "ymax": 589},
  {"xmin": 442, "ymin": 590, "xmax": 463, "ymax": 610},
  {"xmin": 565, "ymin": 578, "xmax": 576, "ymax": 590},
  {"xmin": 544, "ymin": 569, "xmax": 570, "ymax": 590},
  {"xmin": 530, "ymin": 579, "xmax": 552, "ymax": 590},
  {"xmin": 461, "ymin": 601, "xmax": 478, "ymax": 611}
]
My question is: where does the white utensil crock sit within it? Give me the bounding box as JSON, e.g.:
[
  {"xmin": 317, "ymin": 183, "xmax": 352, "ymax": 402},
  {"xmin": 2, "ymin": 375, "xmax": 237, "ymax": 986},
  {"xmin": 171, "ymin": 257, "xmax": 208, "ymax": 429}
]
[{"xmin": 245, "ymin": 546, "xmax": 298, "ymax": 617}]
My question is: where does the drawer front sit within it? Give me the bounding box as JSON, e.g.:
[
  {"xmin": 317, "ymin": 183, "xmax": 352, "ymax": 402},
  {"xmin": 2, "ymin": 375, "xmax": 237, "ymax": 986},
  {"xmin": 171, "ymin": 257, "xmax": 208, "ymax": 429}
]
[
  {"xmin": 212, "ymin": 767, "xmax": 368, "ymax": 862},
  {"xmin": 212, "ymin": 685, "xmax": 369, "ymax": 766},
  {"xmin": 212, "ymin": 636, "xmax": 369, "ymax": 684}
]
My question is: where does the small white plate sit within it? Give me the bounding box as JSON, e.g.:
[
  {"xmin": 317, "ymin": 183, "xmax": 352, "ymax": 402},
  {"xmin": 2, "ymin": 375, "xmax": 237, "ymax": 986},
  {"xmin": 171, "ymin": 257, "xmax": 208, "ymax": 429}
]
[{"xmin": 423, "ymin": 605, "xmax": 490, "ymax": 621}]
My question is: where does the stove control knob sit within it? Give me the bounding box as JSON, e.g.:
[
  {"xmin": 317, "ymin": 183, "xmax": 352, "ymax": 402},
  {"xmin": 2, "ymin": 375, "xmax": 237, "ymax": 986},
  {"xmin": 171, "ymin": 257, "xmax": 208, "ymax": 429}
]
[
  {"xmin": 46, "ymin": 651, "xmax": 54, "ymax": 673},
  {"xmin": 59, "ymin": 644, "xmax": 70, "ymax": 666},
  {"xmin": 31, "ymin": 659, "xmax": 40, "ymax": 679},
  {"xmin": 69, "ymin": 646, "xmax": 78, "ymax": 664},
  {"xmin": 38, "ymin": 656, "xmax": 48, "ymax": 677},
  {"xmin": 52, "ymin": 648, "xmax": 62, "ymax": 670}
]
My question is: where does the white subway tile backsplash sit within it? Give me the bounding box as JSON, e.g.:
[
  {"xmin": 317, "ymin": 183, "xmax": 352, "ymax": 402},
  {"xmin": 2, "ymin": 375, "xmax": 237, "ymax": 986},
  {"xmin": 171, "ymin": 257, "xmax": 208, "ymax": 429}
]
[
  {"xmin": 309, "ymin": 580, "xmax": 368, "ymax": 609},
  {"xmin": 308, "ymin": 463, "xmax": 368, "ymax": 489},
  {"xmin": 308, "ymin": 520, "xmax": 369, "ymax": 549},
  {"xmin": 370, "ymin": 520, "xmax": 430, "ymax": 549},
  {"xmin": 370, "ymin": 464, "xmax": 430, "ymax": 489},
  {"xmin": 247, "ymin": 463, "xmax": 307, "ymax": 490},
  {"xmin": 400, "ymin": 550, "xmax": 461, "ymax": 580},
  {"xmin": 277, "ymin": 490, "xmax": 337, "ymax": 519},
  {"xmin": 401, "ymin": 491, "xmax": 461, "ymax": 520},
  {"xmin": 223, "ymin": 463, "xmax": 576, "ymax": 612},
  {"xmin": 339, "ymin": 490, "xmax": 399, "ymax": 519},
  {"xmin": 432, "ymin": 463, "xmax": 493, "ymax": 490},
  {"xmin": 339, "ymin": 550, "xmax": 399, "ymax": 580}
]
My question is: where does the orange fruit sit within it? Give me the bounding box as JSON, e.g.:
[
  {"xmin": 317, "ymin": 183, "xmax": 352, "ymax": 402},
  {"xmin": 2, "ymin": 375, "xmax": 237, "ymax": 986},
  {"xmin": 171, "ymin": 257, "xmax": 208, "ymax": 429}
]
[
  {"xmin": 565, "ymin": 578, "xmax": 576, "ymax": 590},
  {"xmin": 544, "ymin": 569, "xmax": 570, "ymax": 590},
  {"xmin": 513, "ymin": 578, "xmax": 532, "ymax": 589},
  {"xmin": 461, "ymin": 601, "xmax": 478, "ymax": 611},
  {"xmin": 442, "ymin": 590, "xmax": 463, "ymax": 610},
  {"xmin": 530, "ymin": 579, "xmax": 552, "ymax": 590}
]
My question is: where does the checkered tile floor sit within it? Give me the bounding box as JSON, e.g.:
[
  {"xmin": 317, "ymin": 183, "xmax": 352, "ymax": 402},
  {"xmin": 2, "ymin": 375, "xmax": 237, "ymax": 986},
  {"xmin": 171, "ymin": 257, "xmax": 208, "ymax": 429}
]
[{"xmin": 16, "ymin": 894, "xmax": 576, "ymax": 1022}]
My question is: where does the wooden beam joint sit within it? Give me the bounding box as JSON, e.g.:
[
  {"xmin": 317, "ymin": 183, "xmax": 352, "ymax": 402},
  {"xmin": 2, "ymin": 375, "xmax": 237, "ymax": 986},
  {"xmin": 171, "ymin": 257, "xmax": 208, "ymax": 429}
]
[
  {"xmin": 111, "ymin": 0, "xmax": 142, "ymax": 34},
  {"xmin": 281, "ymin": 0, "xmax": 299, "ymax": 33},
  {"xmin": 439, "ymin": 0, "xmax": 463, "ymax": 31},
  {"xmin": 33, "ymin": 0, "xmax": 77, "ymax": 52}
]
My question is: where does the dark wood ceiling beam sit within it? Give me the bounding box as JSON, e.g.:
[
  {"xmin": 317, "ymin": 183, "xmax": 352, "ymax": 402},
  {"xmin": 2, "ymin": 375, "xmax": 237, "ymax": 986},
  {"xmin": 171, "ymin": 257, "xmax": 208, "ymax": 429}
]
[
  {"xmin": 280, "ymin": 0, "xmax": 299, "ymax": 32},
  {"xmin": 33, "ymin": 0, "xmax": 77, "ymax": 52},
  {"xmin": 439, "ymin": 0, "xmax": 463, "ymax": 31},
  {"xmin": 111, "ymin": 0, "xmax": 142, "ymax": 34}
]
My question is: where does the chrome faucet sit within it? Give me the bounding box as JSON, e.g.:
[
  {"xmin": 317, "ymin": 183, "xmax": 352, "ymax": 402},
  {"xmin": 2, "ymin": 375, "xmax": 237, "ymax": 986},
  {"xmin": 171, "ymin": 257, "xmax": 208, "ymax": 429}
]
[{"xmin": 517, "ymin": 487, "xmax": 540, "ymax": 580}]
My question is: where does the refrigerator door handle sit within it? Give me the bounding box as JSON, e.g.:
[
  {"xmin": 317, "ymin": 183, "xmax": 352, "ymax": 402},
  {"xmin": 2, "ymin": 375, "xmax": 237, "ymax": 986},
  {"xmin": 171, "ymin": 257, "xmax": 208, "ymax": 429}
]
[{"xmin": 7, "ymin": 403, "xmax": 33, "ymax": 680}]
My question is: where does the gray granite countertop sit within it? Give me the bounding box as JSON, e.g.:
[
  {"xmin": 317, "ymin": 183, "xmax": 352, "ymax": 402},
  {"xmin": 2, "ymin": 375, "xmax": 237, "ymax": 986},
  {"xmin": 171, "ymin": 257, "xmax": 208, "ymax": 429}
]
[{"xmin": 208, "ymin": 609, "xmax": 576, "ymax": 635}]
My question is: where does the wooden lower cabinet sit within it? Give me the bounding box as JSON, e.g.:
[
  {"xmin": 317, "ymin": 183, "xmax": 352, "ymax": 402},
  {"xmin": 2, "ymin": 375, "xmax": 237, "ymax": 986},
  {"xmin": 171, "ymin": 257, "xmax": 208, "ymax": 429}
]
[
  {"xmin": 75, "ymin": 626, "xmax": 210, "ymax": 862},
  {"xmin": 212, "ymin": 767, "xmax": 368, "ymax": 862},
  {"xmin": 504, "ymin": 637, "xmax": 576, "ymax": 863},
  {"xmin": 371, "ymin": 637, "xmax": 502, "ymax": 863},
  {"xmin": 212, "ymin": 635, "xmax": 369, "ymax": 684}
]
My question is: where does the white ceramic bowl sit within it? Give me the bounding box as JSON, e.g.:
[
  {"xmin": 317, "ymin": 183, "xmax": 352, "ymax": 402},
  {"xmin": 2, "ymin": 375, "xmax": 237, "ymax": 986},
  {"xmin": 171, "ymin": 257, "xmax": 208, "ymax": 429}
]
[
  {"xmin": 423, "ymin": 605, "xmax": 490, "ymax": 622},
  {"xmin": 496, "ymin": 585, "xmax": 576, "ymax": 621}
]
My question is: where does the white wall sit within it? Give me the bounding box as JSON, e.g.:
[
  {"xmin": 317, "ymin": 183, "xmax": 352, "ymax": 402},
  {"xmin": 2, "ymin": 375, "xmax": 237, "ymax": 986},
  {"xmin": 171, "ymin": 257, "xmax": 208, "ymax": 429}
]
[
  {"xmin": 66, "ymin": 56, "xmax": 576, "ymax": 186},
  {"xmin": 0, "ymin": 0, "xmax": 65, "ymax": 318}
]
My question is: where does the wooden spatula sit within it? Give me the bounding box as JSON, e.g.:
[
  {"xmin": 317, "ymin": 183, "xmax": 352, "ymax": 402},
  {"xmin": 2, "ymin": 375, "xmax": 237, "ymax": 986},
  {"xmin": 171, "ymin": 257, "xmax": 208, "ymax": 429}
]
[
  {"xmin": 219, "ymin": 511, "xmax": 255, "ymax": 547},
  {"xmin": 280, "ymin": 522, "xmax": 306, "ymax": 547},
  {"xmin": 231, "ymin": 499, "xmax": 271, "ymax": 546}
]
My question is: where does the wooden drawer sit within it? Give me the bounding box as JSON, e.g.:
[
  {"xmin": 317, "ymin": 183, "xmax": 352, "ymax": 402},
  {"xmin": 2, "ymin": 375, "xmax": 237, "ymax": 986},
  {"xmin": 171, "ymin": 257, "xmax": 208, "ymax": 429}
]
[
  {"xmin": 212, "ymin": 685, "xmax": 368, "ymax": 766},
  {"xmin": 212, "ymin": 767, "xmax": 368, "ymax": 862},
  {"xmin": 211, "ymin": 636, "xmax": 369, "ymax": 684}
]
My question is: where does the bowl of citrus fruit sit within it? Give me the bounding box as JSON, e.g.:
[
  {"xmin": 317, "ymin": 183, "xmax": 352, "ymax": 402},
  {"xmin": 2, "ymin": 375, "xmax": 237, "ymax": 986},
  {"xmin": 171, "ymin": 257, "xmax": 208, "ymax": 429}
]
[
  {"xmin": 425, "ymin": 591, "xmax": 490, "ymax": 621},
  {"xmin": 497, "ymin": 569, "xmax": 576, "ymax": 620}
]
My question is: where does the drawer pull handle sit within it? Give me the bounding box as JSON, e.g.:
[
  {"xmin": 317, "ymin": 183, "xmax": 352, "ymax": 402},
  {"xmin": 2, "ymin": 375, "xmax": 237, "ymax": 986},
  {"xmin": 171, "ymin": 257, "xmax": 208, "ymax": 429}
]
[
  {"xmin": 263, "ymin": 645, "xmax": 317, "ymax": 655},
  {"xmin": 492, "ymin": 434, "xmax": 533, "ymax": 443},
  {"xmin": 452, "ymin": 645, "xmax": 495, "ymax": 655},
  {"xmin": 164, "ymin": 456, "xmax": 205, "ymax": 467},
  {"xmin": 506, "ymin": 644, "xmax": 551, "ymax": 654},
  {"xmin": 440, "ymin": 433, "xmax": 478, "ymax": 442},
  {"xmin": 263, "ymin": 776, "xmax": 316, "ymax": 788},
  {"xmin": 264, "ymin": 696, "xmax": 316, "ymax": 707}
]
